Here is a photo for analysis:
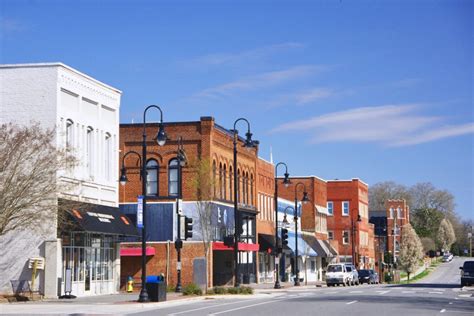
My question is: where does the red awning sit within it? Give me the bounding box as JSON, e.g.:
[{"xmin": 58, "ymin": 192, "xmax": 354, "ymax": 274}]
[
  {"xmin": 120, "ymin": 247, "xmax": 156, "ymax": 257},
  {"xmin": 212, "ymin": 242, "xmax": 259, "ymax": 252}
]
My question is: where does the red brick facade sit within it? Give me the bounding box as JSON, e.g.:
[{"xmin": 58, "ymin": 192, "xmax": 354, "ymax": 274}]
[
  {"xmin": 327, "ymin": 179, "xmax": 375, "ymax": 269},
  {"xmin": 385, "ymin": 199, "xmax": 410, "ymax": 260}
]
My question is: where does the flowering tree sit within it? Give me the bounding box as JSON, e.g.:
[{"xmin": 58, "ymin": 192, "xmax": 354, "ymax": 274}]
[
  {"xmin": 437, "ymin": 218, "xmax": 456, "ymax": 252},
  {"xmin": 399, "ymin": 224, "xmax": 424, "ymax": 281}
]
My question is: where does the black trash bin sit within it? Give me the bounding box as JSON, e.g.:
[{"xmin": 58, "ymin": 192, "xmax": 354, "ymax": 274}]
[{"xmin": 146, "ymin": 275, "xmax": 167, "ymax": 302}]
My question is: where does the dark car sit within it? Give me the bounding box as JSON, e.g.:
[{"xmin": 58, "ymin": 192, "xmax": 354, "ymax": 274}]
[
  {"xmin": 460, "ymin": 261, "xmax": 474, "ymax": 287},
  {"xmin": 358, "ymin": 269, "xmax": 378, "ymax": 284}
]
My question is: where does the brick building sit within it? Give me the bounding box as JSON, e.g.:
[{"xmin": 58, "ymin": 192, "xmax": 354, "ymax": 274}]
[
  {"xmin": 277, "ymin": 176, "xmax": 337, "ymax": 281},
  {"xmin": 119, "ymin": 117, "xmax": 260, "ymax": 288},
  {"xmin": 385, "ymin": 199, "xmax": 410, "ymax": 263},
  {"xmin": 326, "ymin": 179, "xmax": 375, "ymax": 269}
]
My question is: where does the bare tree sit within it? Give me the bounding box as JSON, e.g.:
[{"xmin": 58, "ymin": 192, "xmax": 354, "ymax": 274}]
[
  {"xmin": 189, "ymin": 157, "xmax": 215, "ymax": 291},
  {"xmin": 0, "ymin": 123, "xmax": 76, "ymax": 236},
  {"xmin": 399, "ymin": 224, "xmax": 424, "ymax": 282},
  {"xmin": 368, "ymin": 181, "xmax": 411, "ymax": 211},
  {"xmin": 437, "ymin": 218, "xmax": 456, "ymax": 252}
]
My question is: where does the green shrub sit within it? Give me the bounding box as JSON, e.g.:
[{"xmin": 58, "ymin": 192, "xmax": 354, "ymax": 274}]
[
  {"xmin": 227, "ymin": 287, "xmax": 240, "ymax": 294},
  {"xmin": 166, "ymin": 285, "xmax": 176, "ymax": 292},
  {"xmin": 182, "ymin": 283, "xmax": 202, "ymax": 296},
  {"xmin": 384, "ymin": 272, "xmax": 392, "ymax": 283},
  {"xmin": 211, "ymin": 287, "xmax": 227, "ymax": 294},
  {"xmin": 240, "ymin": 286, "xmax": 253, "ymax": 294}
]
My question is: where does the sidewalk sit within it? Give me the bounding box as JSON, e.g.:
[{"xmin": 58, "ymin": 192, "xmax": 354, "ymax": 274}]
[{"xmin": 249, "ymin": 281, "xmax": 326, "ymax": 293}]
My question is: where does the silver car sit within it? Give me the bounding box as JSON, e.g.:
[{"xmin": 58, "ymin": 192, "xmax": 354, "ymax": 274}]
[{"xmin": 345, "ymin": 264, "xmax": 360, "ymax": 286}]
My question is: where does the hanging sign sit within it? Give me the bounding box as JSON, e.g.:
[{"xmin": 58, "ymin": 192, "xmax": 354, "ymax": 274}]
[{"xmin": 137, "ymin": 195, "xmax": 144, "ymax": 228}]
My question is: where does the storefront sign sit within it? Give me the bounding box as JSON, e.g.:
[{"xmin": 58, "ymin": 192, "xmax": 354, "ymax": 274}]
[{"xmin": 137, "ymin": 195, "xmax": 143, "ymax": 228}]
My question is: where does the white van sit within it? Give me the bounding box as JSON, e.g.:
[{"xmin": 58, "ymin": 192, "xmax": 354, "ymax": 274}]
[{"xmin": 325, "ymin": 263, "xmax": 352, "ymax": 286}]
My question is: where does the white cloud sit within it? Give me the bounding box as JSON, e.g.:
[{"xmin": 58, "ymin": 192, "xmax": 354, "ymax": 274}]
[
  {"xmin": 189, "ymin": 42, "xmax": 305, "ymax": 66},
  {"xmin": 193, "ymin": 65, "xmax": 326, "ymax": 99},
  {"xmin": 270, "ymin": 104, "xmax": 474, "ymax": 146}
]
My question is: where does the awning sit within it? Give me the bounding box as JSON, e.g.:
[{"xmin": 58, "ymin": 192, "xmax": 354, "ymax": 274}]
[
  {"xmin": 302, "ymin": 234, "xmax": 334, "ymax": 258},
  {"xmin": 62, "ymin": 199, "xmax": 138, "ymax": 236},
  {"xmin": 212, "ymin": 241, "xmax": 260, "ymax": 252},
  {"xmin": 323, "ymin": 240, "xmax": 338, "ymax": 256},
  {"xmin": 120, "ymin": 247, "xmax": 156, "ymax": 256},
  {"xmin": 258, "ymin": 234, "xmax": 275, "ymax": 253},
  {"xmin": 287, "ymin": 232, "xmax": 317, "ymax": 257}
]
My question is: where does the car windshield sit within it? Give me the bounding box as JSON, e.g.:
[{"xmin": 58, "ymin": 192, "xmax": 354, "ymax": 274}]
[
  {"xmin": 345, "ymin": 266, "xmax": 352, "ymax": 272},
  {"xmin": 358, "ymin": 270, "xmax": 370, "ymax": 276},
  {"xmin": 463, "ymin": 261, "xmax": 474, "ymax": 271},
  {"xmin": 327, "ymin": 265, "xmax": 342, "ymax": 272}
]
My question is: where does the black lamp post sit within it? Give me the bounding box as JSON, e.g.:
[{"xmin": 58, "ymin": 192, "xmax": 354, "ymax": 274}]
[
  {"xmin": 293, "ymin": 182, "xmax": 310, "ymax": 286},
  {"xmin": 351, "ymin": 211, "xmax": 362, "ymax": 269},
  {"xmin": 175, "ymin": 137, "xmax": 187, "ymax": 293},
  {"xmin": 119, "ymin": 105, "xmax": 167, "ymax": 303},
  {"xmin": 274, "ymin": 163, "xmax": 290, "ymax": 289},
  {"xmin": 231, "ymin": 118, "xmax": 258, "ymax": 287}
]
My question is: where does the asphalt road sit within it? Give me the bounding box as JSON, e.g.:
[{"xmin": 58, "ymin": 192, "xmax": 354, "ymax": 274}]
[{"xmin": 131, "ymin": 257, "xmax": 474, "ymax": 316}]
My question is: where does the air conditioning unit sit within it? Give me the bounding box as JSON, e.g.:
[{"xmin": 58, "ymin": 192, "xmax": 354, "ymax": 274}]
[{"xmin": 28, "ymin": 257, "xmax": 45, "ymax": 270}]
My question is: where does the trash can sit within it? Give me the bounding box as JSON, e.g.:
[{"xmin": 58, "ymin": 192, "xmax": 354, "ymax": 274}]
[{"xmin": 146, "ymin": 275, "xmax": 167, "ymax": 302}]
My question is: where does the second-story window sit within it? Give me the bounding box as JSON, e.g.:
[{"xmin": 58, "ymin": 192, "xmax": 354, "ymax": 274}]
[
  {"xmin": 168, "ymin": 159, "xmax": 178, "ymax": 197},
  {"xmin": 343, "ymin": 231, "xmax": 350, "ymax": 244},
  {"xmin": 397, "ymin": 207, "xmax": 402, "ymax": 219},
  {"xmin": 146, "ymin": 159, "xmax": 159, "ymax": 196},
  {"xmin": 327, "ymin": 201, "xmax": 334, "ymax": 216},
  {"xmin": 66, "ymin": 119, "xmax": 74, "ymax": 149},
  {"xmin": 86, "ymin": 127, "xmax": 94, "ymax": 176},
  {"xmin": 389, "ymin": 207, "xmax": 394, "ymax": 218},
  {"xmin": 342, "ymin": 201, "xmax": 349, "ymax": 216},
  {"xmin": 328, "ymin": 231, "xmax": 334, "ymax": 240},
  {"xmin": 104, "ymin": 133, "xmax": 111, "ymax": 181}
]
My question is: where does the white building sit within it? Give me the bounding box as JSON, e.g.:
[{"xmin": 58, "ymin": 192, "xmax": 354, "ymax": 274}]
[{"xmin": 0, "ymin": 63, "xmax": 134, "ymax": 297}]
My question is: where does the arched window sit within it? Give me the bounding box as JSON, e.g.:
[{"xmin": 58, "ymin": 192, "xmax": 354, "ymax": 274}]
[
  {"xmin": 223, "ymin": 164, "xmax": 227, "ymax": 200},
  {"xmin": 146, "ymin": 159, "xmax": 159, "ymax": 196},
  {"xmin": 168, "ymin": 159, "xmax": 179, "ymax": 196},
  {"xmin": 237, "ymin": 169, "xmax": 241, "ymax": 203},
  {"xmin": 395, "ymin": 241, "xmax": 400, "ymax": 252},
  {"xmin": 104, "ymin": 133, "xmax": 111, "ymax": 181},
  {"xmin": 66, "ymin": 119, "xmax": 74, "ymax": 149},
  {"xmin": 86, "ymin": 126, "xmax": 94, "ymax": 176},
  {"xmin": 250, "ymin": 174, "xmax": 254, "ymax": 206},
  {"xmin": 219, "ymin": 162, "xmax": 223, "ymax": 199},
  {"xmin": 245, "ymin": 172, "xmax": 249, "ymax": 205},
  {"xmin": 229, "ymin": 166, "xmax": 233, "ymax": 202},
  {"xmin": 213, "ymin": 160, "xmax": 217, "ymax": 198}
]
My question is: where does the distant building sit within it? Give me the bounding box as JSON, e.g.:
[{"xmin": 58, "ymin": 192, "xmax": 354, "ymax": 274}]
[{"xmin": 0, "ymin": 63, "xmax": 133, "ymax": 297}]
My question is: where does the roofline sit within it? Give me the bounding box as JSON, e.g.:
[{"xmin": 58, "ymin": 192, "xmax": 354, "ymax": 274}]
[
  {"xmin": 258, "ymin": 156, "xmax": 274, "ymax": 165},
  {"xmin": 327, "ymin": 178, "xmax": 369, "ymax": 186},
  {"xmin": 120, "ymin": 121, "xmax": 202, "ymax": 127},
  {"xmin": 276, "ymin": 175, "xmax": 327, "ymax": 183},
  {"xmin": 0, "ymin": 62, "xmax": 122, "ymax": 94}
]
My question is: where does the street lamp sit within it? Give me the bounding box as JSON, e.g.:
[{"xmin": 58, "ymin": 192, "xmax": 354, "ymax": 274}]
[
  {"xmin": 119, "ymin": 105, "xmax": 167, "ymax": 303},
  {"xmin": 351, "ymin": 211, "xmax": 362, "ymax": 269},
  {"xmin": 293, "ymin": 182, "xmax": 310, "ymax": 286},
  {"xmin": 175, "ymin": 136, "xmax": 187, "ymax": 293},
  {"xmin": 274, "ymin": 162, "xmax": 290, "ymax": 289},
  {"xmin": 232, "ymin": 118, "xmax": 258, "ymax": 287}
]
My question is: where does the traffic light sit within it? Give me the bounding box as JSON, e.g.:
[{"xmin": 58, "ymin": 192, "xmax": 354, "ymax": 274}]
[
  {"xmin": 184, "ymin": 216, "xmax": 193, "ymax": 240},
  {"xmin": 281, "ymin": 228, "xmax": 289, "ymax": 246}
]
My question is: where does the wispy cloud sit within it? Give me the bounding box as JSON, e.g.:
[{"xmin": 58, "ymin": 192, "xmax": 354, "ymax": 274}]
[
  {"xmin": 0, "ymin": 18, "xmax": 27, "ymax": 35},
  {"xmin": 188, "ymin": 42, "xmax": 305, "ymax": 66},
  {"xmin": 193, "ymin": 65, "xmax": 327, "ymax": 99},
  {"xmin": 271, "ymin": 104, "xmax": 473, "ymax": 146}
]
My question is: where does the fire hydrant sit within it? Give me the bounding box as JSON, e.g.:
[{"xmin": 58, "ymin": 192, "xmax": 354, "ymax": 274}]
[{"xmin": 127, "ymin": 276, "xmax": 133, "ymax": 292}]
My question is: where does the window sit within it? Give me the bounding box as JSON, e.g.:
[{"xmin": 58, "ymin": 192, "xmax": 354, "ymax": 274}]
[
  {"xmin": 222, "ymin": 165, "xmax": 227, "ymax": 200},
  {"xmin": 146, "ymin": 159, "xmax": 159, "ymax": 195},
  {"xmin": 343, "ymin": 231, "xmax": 350, "ymax": 244},
  {"xmin": 310, "ymin": 260, "xmax": 316, "ymax": 273},
  {"xmin": 397, "ymin": 207, "xmax": 402, "ymax": 219},
  {"xmin": 327, "ymin": 201, "xmax": 334, "ymax": 216},
  {"xmin": 213, "ymin": 161, "xmax": 217, "ymax": 197},
  {"xmin": 237, "ymin": 169, "xmax": 241, "ymax": 203},
  {"xmin": 395, "ymin": 241, "xmax": 400, "ymax": 252},
  {"xmin": 104, "ymin": 133, "xmax": 111, "ymax": 181},
  {"xmin": 342, "ymin": 201, "xmax": 349, "ymax": 216},
  {"xmin": 168, "ymin": 159, "xmax": 178, "ymax": 196},
  {"xmin": 250, "ymin": 174, "xmax": 254, "ymax": 206},
  {"xmin": 86, "ymin": 127, "xmax": 94, "ymax": 176},
  {"xmin": 229, "ymin": 166, "xmax": 233, "ymax": 201},
  {"xmin": 66, "ymin": 119, "xmax": 74, "ymax": 149},
  {"xmin": 389, "ymin": 208, "xmax": 394, "ymax": 218},
  {"xmin": 328, "ymin": 231, "xmax": 334, "ymax": 240}
]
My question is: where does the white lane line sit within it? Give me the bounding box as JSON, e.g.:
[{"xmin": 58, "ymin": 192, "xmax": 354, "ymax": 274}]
[
  {"xmin": 440, "ymin": 309, "xmax": 446, "ymax": 313},
  {"xmin": 429, "ymin": 292, "xmax": 444, "ymax": 294},
  {"xmin": 346, "ymin": 300, "xmax": 358, "ymax": 305},
  {"xmin": 167, "ymin": 298, "xmax": 260, "ymax": 315},
  {"xmin": 402, "ymin": 291, "xmax": 416, "ymax": 294},
  {"xmin": 350, "ymin": 291, "xmax": 363, "ymax": 293},
  {"xmin": 209, "ymin": 298, "xmax": 287, "ymax": 315},
  {"xmin": 377, "ymin": 290, "xmax": 391, "ymax": 295},
  {"xmin": 449, "ymin": 302, "xmax": 453, "ymax": 305}
]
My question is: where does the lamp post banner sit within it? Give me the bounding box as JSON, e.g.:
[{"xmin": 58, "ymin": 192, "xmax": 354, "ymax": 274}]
[{"xmin": 137, "ymin": 195, "xmax": 144, "ymax": 228}]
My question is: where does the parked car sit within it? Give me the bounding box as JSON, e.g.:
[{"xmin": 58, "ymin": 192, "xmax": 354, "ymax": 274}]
[
  {"xmin": 460, "ymin": 260, "xmax": 474, "ymax": 287},
  {"xmin": 325, "ymin": 263, "xmax": 352, "ymax": 287},
  {"xmin": 358, "ymin": 269, "xmax": 378, "ymax": 284},
  {"xmin": 442, "ymin": 253, "xmax": 454, "ymax": 262},
  {"xmin": 345, "ymin": 264, "xmax": 360, "ymax": 286},
  {"xmin": 369, "ymin": 269, "xmax": 380, "ymax": 284}
]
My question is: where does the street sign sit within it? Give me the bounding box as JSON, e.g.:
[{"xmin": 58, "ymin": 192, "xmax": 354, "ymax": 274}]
[
  {"xmin": 177, "ymin": 199, "xmax": 183, "ymax": 215},
  {"xmin": 177, "ymin": 262, "xmax": 182, "ymax": 270},
  {"xmin": 137, "ymin": 195, "xmax": 143, "ymax": 228}
]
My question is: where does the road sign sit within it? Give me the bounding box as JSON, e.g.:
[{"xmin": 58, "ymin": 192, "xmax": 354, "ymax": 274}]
[{"xmin": 137, "ymin": 195, "xmax": 143, "ymax": 228}]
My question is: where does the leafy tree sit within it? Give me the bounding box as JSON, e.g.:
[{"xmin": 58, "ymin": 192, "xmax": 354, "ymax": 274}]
[
  {"xmin": 411, "ymin": 208, "xmax": 444, "ymax": 238},
  {"xmin": 0, "ymin": 123, "xmax": 75, "ymax": 236},
  {"xmin": 437, "ymin": 218, "xmax": 456, "ymax": 252},
  {"xmin": 420, "ymin": 237, "xmax": 436, "ymax": 253},
  {"xmin": 399, "ymin": 224, "xmax": 424, "ymax": 281}
]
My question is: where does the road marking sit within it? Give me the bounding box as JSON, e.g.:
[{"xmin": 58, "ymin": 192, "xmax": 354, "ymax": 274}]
[
  {"xmin": 440, "ymin": 309, "xmax": 446, "ymax": 313},
  {"xmin": 346, "ymin": 300, "xmax": 358, "ymax": 305},
  {"xmin": 429, "ymin": 292, "xmax": 444, "ymax": 294},
  {"xmin": 209, "ymin": 298, "xmax": 287, "ymax": 315},
  {"xmin": 458, "ymin": 294, "xmax": 471, "ymax": 298},
  {"xmin": 350, "ymin": 291, "xmax": 363, "ymax": 293},
  {"xmin": 377, "ymin": 290, "xmax": 390, "ymax": 295},
  {"xmin": 402, "ymin": 291, "xmax": 416, "ymax": 294},
  {"xmin": 167, "ymin": 298, "xmax": 260, "ymax": 315},
  {"xmin": 449, "ymin": 302, "xmax": 453, "ymax": 305}
]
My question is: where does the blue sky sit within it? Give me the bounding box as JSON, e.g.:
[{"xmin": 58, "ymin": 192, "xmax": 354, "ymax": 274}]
[{"xmin": 1, "ymin": 0, "xmax": 472, "ymax": 219}]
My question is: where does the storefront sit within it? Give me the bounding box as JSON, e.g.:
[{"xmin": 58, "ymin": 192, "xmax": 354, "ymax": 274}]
[
  {"xmin": 257, "ymin": 234, "xmax": 275, "ymax": 283},
  {"xmin": 62, "ymin": 201, "xmax": 137, "ymax": 297}
]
